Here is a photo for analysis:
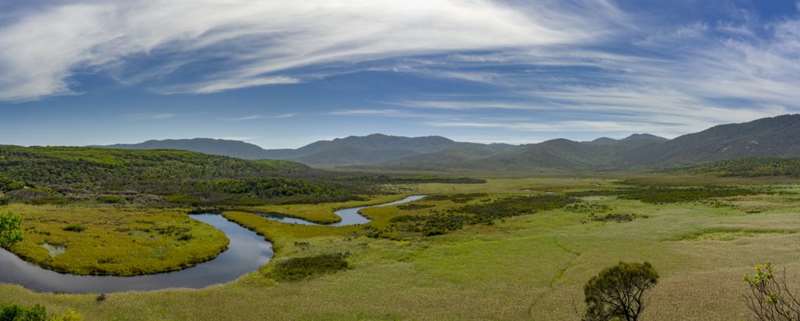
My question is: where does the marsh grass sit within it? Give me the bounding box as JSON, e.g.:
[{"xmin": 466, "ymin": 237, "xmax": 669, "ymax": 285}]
[
  {"xmin": 3, "ymin": 178, "xmax": 800, "ymax": 321},
  {"xmin": 245, "ymin": 194, "xmax": 407, "ymax": 224},
  {"xmin": 675, "ymin": 227, "xmax": 797, "ymax": 241},
  {"xmin": 3, "ymin": 204, "xmax": 228, "ymax": 276},
  {"xmin": 270, "ymin": 253, "xmax": 350, "ymax": 281}
]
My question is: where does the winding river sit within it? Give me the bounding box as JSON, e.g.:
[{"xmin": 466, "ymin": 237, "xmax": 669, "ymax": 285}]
[
  {"xmin": 0, "ymin": 195, "xmax": 425, "ymax": 293},
  {"xmin": 264, "ymin": 195, "xmax": 427, "ymax": 226}
]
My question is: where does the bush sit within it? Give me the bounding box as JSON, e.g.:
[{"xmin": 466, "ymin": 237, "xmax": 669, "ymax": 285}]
[
  {"xmin": 744, "ymin": 263, "xmax": 800, "ymax": 321},
  {"xmin": 97, "ymin": 195, "xmax": 125, "ymax": 204},
  {"xmin": 0, "ymin": 304, "xmax": 48, "ymax": 321},
  {"xmin": 590, "ymin": 213, "xmax": 644, "ymax": 223},
  {"xmin": 0, "ymin": 212, "xmax": 23, "ymax": 248},
  {"xmin": 0, "ymin": 304, "xmax": 82, "ymax": 321},
  {"xmin": 583, "ymin": 262, "xmax": 659, "ymax": 321},
  {"xmin": 618, "ymin": 186, "xmax": 761, "ymax": 204},
  {"xmin": 271, "ymin": 253, "xmax": 349, "ymax": 281},
  {"xmin": 63, "ymin": 224, "xmax": 86, "ymax": 233}
]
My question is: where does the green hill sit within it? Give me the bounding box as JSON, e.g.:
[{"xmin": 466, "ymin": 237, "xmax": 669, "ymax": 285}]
[{"xmin": 0, "ymin": 146, "xmax": 356, "ymax": 206}]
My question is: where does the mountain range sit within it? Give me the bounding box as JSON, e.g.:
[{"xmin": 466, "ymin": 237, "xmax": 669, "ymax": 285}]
[{"xmin": 102, "ymin": 114, "xmax": 800, "ymax": 172}]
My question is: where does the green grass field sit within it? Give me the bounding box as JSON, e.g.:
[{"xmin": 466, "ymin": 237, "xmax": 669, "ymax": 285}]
[
  {"xmin": 1, "ymin": 177, "xmax": 800, "ymax": 320},
  {"xmin": 2, "ymin": 204, "xmax": 228, "ymax": 276}
]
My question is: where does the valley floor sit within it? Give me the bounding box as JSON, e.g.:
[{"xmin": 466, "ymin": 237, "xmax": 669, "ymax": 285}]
[{"xmin": 2, "ymin": 178, "xmax": 800, "ymax": 321}]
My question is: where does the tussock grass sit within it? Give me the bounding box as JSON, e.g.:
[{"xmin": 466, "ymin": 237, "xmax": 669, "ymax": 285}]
[
  {"xmin": 2, "ymin": 178, "xmax": 800, "ymax": 321},
  {"xmin": 270, "ymin": 253, "xmax": 350, "ymax": 281},
  {"xmin": 3, "ymin": 204, "xmax": 228, "ymax": 276},
  {"xmin": 675, "ymin": 227, "xmax": 797, "ymax": 241}
]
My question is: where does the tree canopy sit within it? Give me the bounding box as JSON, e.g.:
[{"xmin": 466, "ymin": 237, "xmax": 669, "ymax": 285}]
[{"xmin": 583, "ymin": 261, "xmax": 659, "ymax": 321}]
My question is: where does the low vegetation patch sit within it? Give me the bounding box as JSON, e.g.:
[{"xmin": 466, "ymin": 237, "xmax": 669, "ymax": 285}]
[
  {"xmin": 270, "ymin": 253, "xmax": 350, "ymax": 281},
  {"xmin": 6, "ymin": 205, "xmax": 229, "ymax": 276},
  {"xmin": 62, "ymin": 224, "xmax": 86, "ymax": 233},
  {"xmin": 377, "ymin": 195, "xmax": 578, "ymax": 237},
  {"xmin": 396, "ymin": 203, "xmax": 436, "ymax": 210},
  {"xmin": 618, "ymin": 186, "xmax": 763, "ymax": 204},
  {"xmin": 0, "ymin": 304, "xmax": 82, "ymax": 321},
  {"xmin": 685, "ymin": 158, "xmax": 800, "ymax": 177},
  {"xmin": 589, "ymin": 213, "xmax": 645, "ymax": 223},
  {"xmin": 425, "ymin": 193, "xmax": 488, "ymax": 204},
  {"xmin": 564, "ymin": 201, "xmax": 612, "ymax": 214},
  {"xmin": 676, "ymin": 228, "xmax": 796, "ymax": 241}
]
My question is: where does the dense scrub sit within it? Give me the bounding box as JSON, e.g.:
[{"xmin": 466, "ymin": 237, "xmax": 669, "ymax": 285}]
[
  {"xmin": 569, "ymin": 185, "xmax": 764, "ymax": 204},
  {"xmin": 341, "ymin": 175, "xmax": 486, "ymax": 185},
  {"xmin": 0, "ymin": 304, "xmax": 81, "ymax": 321},
  {"xmin": 589, "ymin": 213, "xmax": 644, "ymax": 223},
  {"xmin": 377, "ymin": 195, "xmax": 577, "ymax": 237},
  {"xmin": 270, "ymin": 253, "xmax": 350, "ymax": 281},
  {"xmin": 685, "ymin": 158, "xmax": 800, "ymax": 177},
  {"xmin": 424, "ymin": 193, "xmax": 488, "ymax": 203},
  {"xmin": 617, "ymin": 186, "xmax": 762, "ymax": 204},
  {"xmin": 0, "ymin": 146, "xmax": 362, "ymax": 206}
]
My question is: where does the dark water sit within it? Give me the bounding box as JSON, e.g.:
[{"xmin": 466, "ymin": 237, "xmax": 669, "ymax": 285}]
[
  {"xmin": 0, "ymin": 214, "xmax": 273, "ymax": 293},
  {"xmin": 265, "ymin": 195, "xmax": 427, "ymax": 226}
]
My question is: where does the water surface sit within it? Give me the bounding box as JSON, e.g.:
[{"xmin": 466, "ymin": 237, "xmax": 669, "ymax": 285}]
[
  {"xmin": 265, "ymin": 195, "xmax": 427, "ymax": 226},
  {"xmin": 0, "ymin": 196, "xmax": 426, "ymax": 293}
]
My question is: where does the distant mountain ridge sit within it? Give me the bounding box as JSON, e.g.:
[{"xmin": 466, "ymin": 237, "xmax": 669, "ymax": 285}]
[
  {"xmin": 100, "ymin": 114, "xmax": 800, "ymax": 171},
  {"xmin": 105, "ymin": 138, "xmax": 270, "ymax": 160}
]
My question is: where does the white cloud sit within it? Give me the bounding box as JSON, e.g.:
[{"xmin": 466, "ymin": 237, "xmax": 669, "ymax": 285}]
[
  {"xmin": 397, "ymin": 19, "xmax": 800, "ymax": 137},
  {"xmin": 0, "ymin": 0, "xmax": 622, "ymax": 101}
]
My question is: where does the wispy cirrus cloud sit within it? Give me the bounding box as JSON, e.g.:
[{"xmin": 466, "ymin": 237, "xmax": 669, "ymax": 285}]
[
  {"xmin": 379, "ymin": 16, "xmax": 800, "ymax": 138},
  {"xmin": 0, "ymin": 0, "xmax": 624, "ymax": 101}
]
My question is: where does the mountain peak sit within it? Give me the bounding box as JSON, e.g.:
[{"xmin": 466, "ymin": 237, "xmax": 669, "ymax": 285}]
[{"xmin": 622, "ymin": 133, "xmax": 667, "ymax": 142}]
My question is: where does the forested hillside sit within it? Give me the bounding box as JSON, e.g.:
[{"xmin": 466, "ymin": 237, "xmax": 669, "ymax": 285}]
[{"xmin": 0, "ymin": 146, "xmax": 356, "ymax": 206}]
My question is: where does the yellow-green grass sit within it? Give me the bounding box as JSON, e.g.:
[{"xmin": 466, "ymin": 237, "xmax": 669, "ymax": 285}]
[
  {"xmin": 243, "ymin": 194, "xmax": 412, "ymax": 224},
  {"xmin": 1, "ymin": 204, "xmax": 229, "ymax": 276},
  {"xmin": 2, "ymin": 182, "xmax": 800, "ymax": 320}
]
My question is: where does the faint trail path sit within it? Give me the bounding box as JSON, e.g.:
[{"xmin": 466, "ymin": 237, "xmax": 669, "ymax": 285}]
[{"xmin": 527, "ymin": 237, "xmax": 582, "ymax": 320}]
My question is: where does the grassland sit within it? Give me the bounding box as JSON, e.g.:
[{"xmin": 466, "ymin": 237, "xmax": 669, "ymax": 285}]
[
  {"xmin": 242, "ymin": 194, "xmax": 412, "ymax": 224},
  {"xmin": 2, "ymin": 204, "xmax": 229, "ymax": 276},
  {"xmin": 1, "ymin": 177, "xmax": 800, "ymax": 320}
]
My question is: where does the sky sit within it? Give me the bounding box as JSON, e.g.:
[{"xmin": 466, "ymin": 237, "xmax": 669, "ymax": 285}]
[{"xmin": 1, "ymin": 0, "xmax": 799, "ymax": 148}]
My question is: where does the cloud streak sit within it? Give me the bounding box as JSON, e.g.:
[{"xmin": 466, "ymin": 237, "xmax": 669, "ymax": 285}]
[{"xmin": 0, "ymin": 0, "xmax": 622, "ymax": 101}]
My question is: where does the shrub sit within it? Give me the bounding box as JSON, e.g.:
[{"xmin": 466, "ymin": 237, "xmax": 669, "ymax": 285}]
[
  {"xmin": 590, "ymin": 213, "xmax": 644, "ymax": 223},
  {"xmin": 583, "ymin": 262, "xmax": 659, "ymax": 321},
  {"xmin": 565, "ymin": 201, "xmax": 612, "ymax": 214},
  {"xmin": 0, "ymin": 212, "xmax": 23, "ymax": 248},
  {"xmin": 425, "ymin": 193, "xmax": 487, "ymax": 203},
  {"xmin": 618, "ymin": 186, "xmax": 761, "ymax": 204},
  {"xmin": 744, "ymin": 263, "xmax": 800, "ymax": 321},
  {"xmin": 0, "ymin": 304, "xmax": 48, "ymax": 321},
  {"xmin": 97, "ymin": 195, "xmax": 125, "ymax": 204},
  {"xmin": 0, "ymin": 304, "xmax": 82, "ymax": 321},
  {"xmin": 63, "ymin": 224, "xmax": 86, "ymax": 233},
  {"xmin": 271, "ymin": 253, "xmax": 349, "ymax": 281}
]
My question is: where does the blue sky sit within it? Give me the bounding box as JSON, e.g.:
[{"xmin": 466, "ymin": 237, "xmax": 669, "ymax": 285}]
[{"xmin": 1, "ymin": 0, "xmax": 799, "ymax": 148}]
